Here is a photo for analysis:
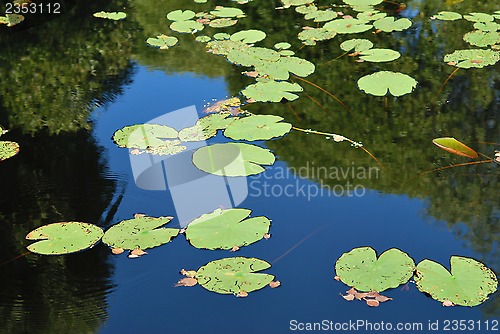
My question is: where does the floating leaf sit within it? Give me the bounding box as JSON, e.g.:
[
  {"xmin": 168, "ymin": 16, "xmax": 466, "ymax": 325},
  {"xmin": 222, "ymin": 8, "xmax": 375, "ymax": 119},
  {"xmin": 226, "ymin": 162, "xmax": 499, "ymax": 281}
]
[
  {"xmin": 254, "ymin": 56, "xmax": 315, "ymax": 80},
  {"xmin": 210, "ymin": 7, "xmax": 245, "ymax": 18},
  {"xmin": 324, "ymin": 18, "xmax": 373, "ymax": 34},
  {"xmin": 192, "ymin": 142, "xmax": 275, "ymax": 176},
  {"xmin": 443, "ymin": 49, "xmax": 500, "ymax": 68},
  {"xmin": 335, "ymin": 247, "xmax": 415, "ymax": 292},
  {"xmin": 195, "ymin": 257, "xmax": 275, "ymax": 295},
  {"xmin": 209, "ymin": 18, "xmax": 238, "ymax": 28},
  {"xmin": 231, "ymin": 30, "xmax": 267, "ymax": 43},
  {"xmin": 295, "ymin": 4, "xmax": 317, "ymax": 14},
  {"xmin": 102, "ymin": 215, "xmax": 179, "ymax": 251},
  {"xmin": 463, "ymin": 31, "xmax": 500, "ymax": 47},
  {"xmin": 463, "ymin": 12, "xmax": 494, "ymax": 23},
  {"xmin": 26, "ymin": 222, "xmax": 104, "ymax": 255},
  {"xmin": 170, "ymin": 20, "xmax": 204, "ymax": 33},
  {"xmin": 204, "ymin": 97, "xmax": 242, "ymax": 114},
  {"xmin": 473, "ymin": 22, "xmax": 500, "ymax": 32},
  {"xmin": 179, "ymin": 113, "xmax": 234, "ymax": 142},
  {"xmin": 146, "ymin": 35, "xmax": 178, "ymax": 50},
  {"xmin": 0, "ymin": 141, "xmax": 20, "ymax": 161},
  {"xmin": 342, "ymin": 0, "xmax": 383, "ymax": 5},
  {"xmin": 274, "ymin": 42, "xmax": 292, "ymax": 50},
  {"xmin": 184, "ymin": 208, "xmax": 271, "ymax": 250},
  {"xmin": 224, "ymin": 115, "xmax": 292, "ymax": 141},
  {"xmin": 281, "ymin": 0, "xmax": 313, "ymax": 8},
  {"xmin": 145, "ymin": 140, "xmax": 186, "ymax": 156},
  {"xmin": 0, "ymin": 14, "xmax": 24, "ymax": 27},
  {"xmin": 357, "ymin": 11, "xmax": 386, "ymax": 22},
  {"xmin": 207, "ymin": 40, "xmax": 247, "ymax": 56},
  {"xmin": 167, "ymin": 10, "xmax": 196, "ymax": 21},
  {"xmin": 213, "ymin": 32, "xmax": 231, "ymax": 40},
  {"xmin": 432, "ymin": 137, "xmax": 479, "ymax": 159},
  {"xmin": 358, "ymin": 48, "xmax": 401, "ymax": 62},
  {"xmin": 415, "ymin": 257, "xmax": 498, "ymax": 306},
  {"xmin": 242, "ymin": 80, "xmax": 303, "ymax": 102},
  {"xmin": 227, "ymin": 47, "xmax": 280, "ymax": 66},
  {"xmin": 93, "ymin": 11, "xmax": 127, "ymax": 20},
  {"xmin": 340, "ymin": 38, "xmax": 374, "ymax": 52},
  {"xmin": 357, "ymin": 71, "xmax": 418, "ymax": 97},
  {"xmin": 112, "ymin": 124, "xmax": 178, "ymax": 150},
  {"xmin": 298, "ymin": 27, "xmax": 337, "ymax": 45},
  {"xmin": 431, "ymin": 11, "xmax": 462, "ymax": 21},
  {"xmin": 195, "ymin": 35, "xmax": 211, "ymax": 43},
  {"xmin": 305, "ymin": 10, "xmax": 337, "ymax": 22},
  {"xmin": 373, "ymin": 17, "xmax": 412, "ymax": 32}
]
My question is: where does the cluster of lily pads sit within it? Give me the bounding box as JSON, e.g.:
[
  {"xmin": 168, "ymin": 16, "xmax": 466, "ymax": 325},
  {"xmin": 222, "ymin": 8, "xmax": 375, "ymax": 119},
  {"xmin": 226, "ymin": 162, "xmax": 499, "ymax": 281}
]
[
  {"xmin": 0, "ymin": 126, "xmax": 20, "ymax": 162},
  {"xmin": 334, "ymin": 247, "xmax": 498, "ymax": 307},
  {"xmin": 431, "ymin": 10, "xmax": 500, "ymax": 68}
]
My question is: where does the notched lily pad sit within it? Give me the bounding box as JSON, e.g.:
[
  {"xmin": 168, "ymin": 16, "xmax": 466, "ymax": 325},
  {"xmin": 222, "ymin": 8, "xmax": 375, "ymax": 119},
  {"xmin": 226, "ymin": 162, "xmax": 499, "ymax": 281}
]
[
  {"xmin": 242, "ymin": 80, "xmax": 303, "ymax": 102},
  {"xmin": 223, "ymin": 114, "xmax": 292, "ymax": 141},
  {"xmin": 335, "ymin": 247, "xmax": 415, "ymax": 292},
  {"xmin": 26, "ymin": 222, "xmax": 104, "ymax": 255},
  {"xmin": 167, "ymin": 9, "xmax": 196, "ymax": 21},
  {"xmin": 0, "ymin": 14, "xmax": 24, "ymax": 27},
  {"xmin": 324, "ymin": 18, "xmax": 373, "ymax": 34},
  {"xmin": 195, "ymin": 257, "xmax": 275, "ymax": 296},
  {"xmin": 373, "ymin": 17, "xmax": 412, "ymax": 32},
  {"xmin": 298, "ymin": 27, "xmax": 337, "ymax": 45},
  {"xmin": 444, "ymin": 49, "xmax": 500, "ymax": 68},
  {"xmin": 431, "ymin": 11, "xmax": 462, "ymax": 21},
  {"xmin": 463, "ymin": 12, "xmax": 494, "ymax": 23},
  {"xmin": 415, "ymin": 256, "xmax": 497, "ymax": 306},
  {"xmin": 184, "ymin": 208, "xmax": 271, "ymax": 250},
  {"xmin": 112, "ymin": 124, "xmax": 178, "ymax": 150},
  {"xmin": 304, "ymin": 10, "xmax": 337, "ymax": 22},
  {"xmin": 102, "ymin": 215, "xmax": 179, "ymax": 251},
  {"xmin": 0, "ymin": 141, "xmax": 20, "ymax": 161},
  {"xmin": 340, "ymin": 38, "xmax": 374, "ymax": 52},
  {"xmin": 147, "ymin": 35, "xmax": 179, "ymax": 50},
  {"xmin": 93, "ymin": 11, "xmax": 127, "ymax": 20},
  {"xmin": 357, "ymin": 71, "xmax": 418, "ymax": 97},
  {"xmin": 231, "ymin": 30, "xmax": 267, "ymax": 43},
  {"xmin": 463, "ymin": 31, "xmax": 500, "ymax": 47}
]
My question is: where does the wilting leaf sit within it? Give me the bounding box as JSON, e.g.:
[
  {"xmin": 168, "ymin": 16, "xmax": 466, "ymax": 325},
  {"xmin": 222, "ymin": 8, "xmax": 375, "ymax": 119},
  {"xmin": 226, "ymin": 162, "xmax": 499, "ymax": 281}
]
[
  {"xmin": 176, "ymin": 277, "xmax": 198, "ymax": 287},
  {"xmin": 463, "ymin": 31, "xmax": 500, "ymax": 47},
  {"xmin": 443, "ymin": 300, "xmax": 455, "ymax": 307},
  {"xmin": 242, "ymin": 80, "xmax": 303, "ymax": 102},
  {"xmin": 147, "ymin": 35, "xmax": 178, "ymax": 50},
  {"xmin": 324, "ymin": 18, "xmax": 372, "ymax": 34},
  {"xmin": 26, "ymin": 222, "xmax": 104, "ymax": 255},
  {"xmin": 463, "ymin": 12, "xmax": 494, "ymax": 22},
  {"xmin": 373, "ymin": 17, "xmax": 412, "ymax": 32},
  {"xmin": 111, "ymin": 247, "xmax": 124, "ymax": 255},
  {"xmin": 415, "ymin": 256, "xmax": 498, "ymax": 306},
  {"xmin": 0, "ymin": 14, "xmax": 24, "ymax": 27},
  {"xmin": 340, "ymin": 38, "xmax": 374, "ymax": 52},
  {"xmin": 112, "ymin": 124, "xmax": 178, "ymax": 150},
  {"xmin": 192, "ymin": 142, "xmax": 275, "ymax": 176},
  {"xmin": 102, "ymin": 215, "xmax": 179, "ymax": 251},
  {"xmin": 335, "ymin": 247, "xmax": 415, "ymax": 292},
  {"xmin": 269, "ymin": 281, "xmax": 281, "ymax": 288},
  {"xmin": 231, "ymin": 30, "xmax": 267, "ymax": 43},
  {"xmin": 357, "ymin": 71, "xmax": 418, "ymax": 97},
  {"xmin": 366, "ymin": 299, "xmax": 380, "ymax": 307},
  {"xmin": 204, "ymin": 97, "xmax": 242, "ymax": 114},
  {"xmin": 432, "ymin": 137, "xmax": 479, "ymax": 159},
  {"xmin": 0, "ymin": 141, "xmax": 20, "ymax": 161},
  {"xmin": 224, "ymin": 115, "xmax": 292, "ymax": 141},
  {"xmin": 185, "ymin": 208, "xmax": 271, "ymax": 250},
  {"xmin": 431, "ymin": 11, "xmax": 462, "ymax": 21},
  {"xmin": 93, "ymin": 11, "xmax": 127, "ymax": 20},
  {"xmin": 195, "ymin": 257, "xmax": 275, "ymax": 295},
  {"xmin": 358, "ymin": 48, "xmax": 401, "ymax": 62},
  {"xmin": 444, "ymin": 49, "xmax": 500, "ymax": 68}
]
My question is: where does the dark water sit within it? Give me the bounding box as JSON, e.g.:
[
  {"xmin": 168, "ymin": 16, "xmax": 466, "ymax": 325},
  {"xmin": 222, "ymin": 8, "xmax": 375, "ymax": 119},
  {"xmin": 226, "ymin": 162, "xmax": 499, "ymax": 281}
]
[{"xmin": 0, "ymin": 0, "xmax": 498, "ymax": 333}]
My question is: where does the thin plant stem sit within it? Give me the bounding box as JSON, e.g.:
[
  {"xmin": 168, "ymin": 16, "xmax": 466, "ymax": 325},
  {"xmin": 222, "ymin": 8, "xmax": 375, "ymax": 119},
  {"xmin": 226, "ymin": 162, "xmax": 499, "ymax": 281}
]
[
  {"xmin": 421, "ymin": 159, "xmax": 493, "ymax": 175},
  {"xmin": 0, "ymin": 252, "xmax": 30, "ymax": 267},
  {"xmin": 287, "ymin": 103, "xmax": 302, "ymax": 121},
  {"xmin": 320, "ymin": 51, "xmax": 349, "ymax": 66},
  {"xmin": 304, "ymin": 92, "xmax": 330, "ymax": 112},
  {"xmin": 272, "ymin": 226, "xmax": 328, "ymax": 264},
  {"xmin": 292, "ymin": 75, "xmax": 351, "ymax": 112},
  {"xmin": 435, "ymin": 67, "xmax": 460, "ymax": 99}
]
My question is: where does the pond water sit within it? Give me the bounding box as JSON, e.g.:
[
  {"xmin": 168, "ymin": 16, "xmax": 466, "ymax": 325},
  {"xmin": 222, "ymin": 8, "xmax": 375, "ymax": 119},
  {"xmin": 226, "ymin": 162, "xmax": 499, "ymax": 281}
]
[{"xmin": 0, "ymin": 0, "xmax": 498, "ymax": 333}]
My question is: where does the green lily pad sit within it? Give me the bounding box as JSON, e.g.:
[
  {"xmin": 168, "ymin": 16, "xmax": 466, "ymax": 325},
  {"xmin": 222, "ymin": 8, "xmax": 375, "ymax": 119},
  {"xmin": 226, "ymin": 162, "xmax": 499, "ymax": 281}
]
[
  {"xmin": 93, "ymin": 11, "xmax": 127, "ymax": 20},
  {"xmin": 214, "ymin": 32, "xmax": 231, "ymax": 40},
  {"xmin": 358, "ymin": 48, "xmax": 401, "ymax": 62},
  {"xmin": 210, "ymin": 7, "xmax": 245, "ymax": 18},
  {"xmin": 357, "ymin": 11, "xmax": 386, "ymax": 22},
  {"xmin": 231, "ymin": 30, "xmax": 267, "ymax": 43},
  {"xmin": 324, "ymin": 18, "xmax": 373, "ymax": 34},
  {"xmin": 473, "ymin": 21, "xmax": 500, "ymax": 32},
  {"xmin": 195, "ymin": 35, "xmax": 212, "ymax": 43},
  {"xmin": 298, "ymin": 27, "xmax": 337, "ymax": 45},
  {"xmin": 112, "ymin": 124, "xmax": 178, "ymax": 150},
  {"xmin": 281, "ymin": 0, "xmax": 313, "ymax": 8},
  {"xmin": 167, "ymin": 10, "xmax": 196, "ymax": 21},
  {"xmin": 209, "ymin": 18, "xmax": 238, "ymax": 28},
  {"xmin": 340, "ymin": 38, "xmax": 374, "ymax": 52},
  {"xmin": 185, "ymin": 208, "xmax": 271, "ymax": 250},
  {"xmin": 26, "ymin": 222, "xmax": 104, "ymax": 255},
  {"xmin": 343, "ymin": 0, "xmax": 383, "ymax": 5},
  {"xmin": 242, "ymin": 80, "xmax": 303, "ymax": 102},
  {"xmin": 279, "ymin": 50, "xmax": 295, "ymax": 56},
  {"xmin": 0, "ymin": 141, "xmax": 20, "ymax": 161},
  {"xmin": 255, "ymin": 56, "xmax": 315, "ymax": 80},
  {"xmin": 444, "ymin": 49, "xmax": 500, "ymax": 68},
  {"xmin": 196, "ymin": 257, "xmax": 275, "ymax": 295},
  {"xmin": 357, "ymin": 71, "xmax": 418, "ymax": 97},
  {"xmin": 207, "ymin": 40, "xmax": 248, "ymax": 56},
  {"xmin": 335, "ymin": 247, "xmax": 415, "ymax": 292},
  {"xmin": 432, "ymin": 137, "xmax": 478, "ymax": 159},
  {"xmin": 373, "ymin": 17, "xmax": 412, "ymax": 32},
  {"xmin": 145, "ymin": 140, "xmax": 187, "ymax": 156},
  {"xmin": 431, "ymin": 11, "xmax": 462, "ymax": 21},
  {"xmin": 179, "ymin": 113, "xmax": 234, "ymax": 142},
  {"xmin": 415, "ymin": 257, "xmax": 497, "ymax": 306},
  {"xmin": 170, "ymin": 20, "xmax": 204, "ymax": 33},
  {"xmin": 192, "ymin": 142, "xmax": 275, "ymax": 176},
  {"xmin": 463, "ymin": 31, "xmax": 500, "ymax": 47},
  {"xmin": 146, "ymin": 35, "xmax": 179, "ymax": 50},
  {"xmin": 274, "ymin": 42, "xmax": 292, "ymax": 50},
  {"xmin": 463, "ymin": 12, "xmax": 494, "ymax": 23},
  {"xmin": 227, "ymin": 47, "xmax": 280, "ymax": 66},
  {"xmin": 304, "ymin": 10, "xmax": 337, "ymax": 22},
  {"xmin": 296, "ymin": 4, "xmax": 317, "ymax": 15},
  {"xmin": 224, "ymin": 115, "xmax": 292, "ymax": 141},
  {"xmin": 102, "ymin": 215, "xmax": 179, "ymax": 251},
  {"xmin": 0, "ymin": 14, "xmax": 24, "ymax": 27}
]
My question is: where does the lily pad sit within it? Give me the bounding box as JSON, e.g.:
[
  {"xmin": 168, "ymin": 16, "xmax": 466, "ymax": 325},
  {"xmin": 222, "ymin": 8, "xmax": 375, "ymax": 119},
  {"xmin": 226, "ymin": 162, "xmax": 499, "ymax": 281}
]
[
  {"xmin": 192, "ymin": 142, "xmax": 275, "ymax": 176},
  {"xmin": 207, "ymin": 40, "xmax": 247, "ymax": 56},
  {"xmin": 167, "ymin": 9, "xmax": 196, "ymax": 21},
  {"xmin": 210, "ymin": 7, "xmax": 245, "ymax": 18},
  {"xmin": 179, "ymin": 113, "xmax": 234, "ymax": 142},
  {"xmin": 324, "ymin": 18, "xmax": 373, "ymax": 34},
  {"xmin": 145, "ymin": 140, "xmax": 187, "ymax": 156},
  {"xmin": 342, "ymin": 0, "xmax": 383, "ymax": 5},
  {"xmin": 463, "ymin": 31, "xmax": 500, "ymax": 47},
  {"xmin": 373, "ymin": 17, "xmax": 412, "ymax": 32},
  {"xmin": 295, "ymin": 4, "xmax": 317, "ymax": 14},
  {"xmin": 431, "ymin": 11, "xmax": 462, "ymax": 21},
  {"xmin": 196, "ymin": 257, "xmax": 275, "ymax": 295},
  {"xmin": 195, "ymin": 35, "xmax": 212, "ymax": 43},
  {"xmin": 274, "ymin": 42, "xmax": 292, "ymax": 50},
  {"xmin": 358, "ymin": 48, "xmax": 401, "ymax": 62},
  {"xmin": 185, "ymin": 208, "xmax": 271, "ymax": 250},
  {"xmin": 102, "ymin": 215, "xmax": 179, "ymax": 251},
  {"xmin": 242, "ymin": 80, "xmax": 303, "ymax": 102},
  {"xmin": 255, "ymin": 56, "xmax": 315, "ymax": 80},
  {"xmin": 473, "ymin": 21, "xmax": 500, "ymax": 32},
  {"xmin": 227, "ymin": 47, "xmax": 280, "ymax": 66},
  {"xmin": 298, "ymin": 27, "xmax": 337, "ymax": 45},
  {"xmin": 335, "ymin": 247, "xmax": 415, "ymax": 292},
  {"xmin": 0, "ymin": 14, "xmax": 24, "ymax": 27},
  {"xmin": 444, "ymin": 49, "xmax": 500, "ymax": 68},
  {"xmin": 209, "ymin": 18, "xmax": 238, "ymax": 28},
  {"xmin": 26, "ymin": 222, "xmax": 104, "ymax": 255},
  {"xmin": 304, "ymin": 10, "xmax": 337, "ymax": 22},
  {"xmin": 415, "ymin": 257, "xmax": 497, "ymax": 306},
  {"xmin": 170, "ymin": 20, "xmax": 204, "ymax": 33},
  {"xmin": 281, "ymin": 0, "xmax": 313, "ymax": 7},
  {"xmin": 357, "ymin": 71, "xmax": 418, "ymax": 97},
  {"xmin": 357, "ymin": 11, "xmax": 386, "ymax": 22},
  {"xmin": 230, "ymin": 30, "xmax": 267, "ymax": 43},
  {"xmin": 146, "ymin": 35, "xmax": 178, "ymax": 50},
  {"xmin": 224, "ymin": 115, "xmax": 292, "ymax": 141},
  {"xmin": 463, "ymin": 12, "xmax": 494, "ymax": 23},
  {"xmin": 340, "ymin": 38, "xmax": 374, "ymax": 52},
  {"xmin": 432, "ymin": 137, "xmax": 478, "ymax": 159},
  {"xmin": 93, "ymin": 11, "xmax": 127, "ymax": 20},
  {"xmin": 112, "ymin": 124, "xmax": 178, "ymax": 150},
  {"xmin": 0, "ymin": 141, "xmax": 20, "ymax": 161}
]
